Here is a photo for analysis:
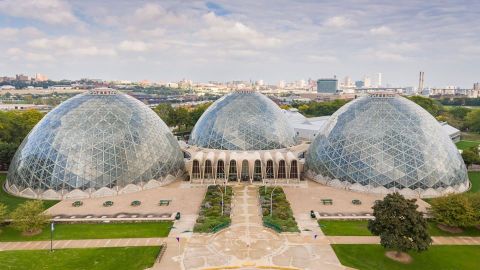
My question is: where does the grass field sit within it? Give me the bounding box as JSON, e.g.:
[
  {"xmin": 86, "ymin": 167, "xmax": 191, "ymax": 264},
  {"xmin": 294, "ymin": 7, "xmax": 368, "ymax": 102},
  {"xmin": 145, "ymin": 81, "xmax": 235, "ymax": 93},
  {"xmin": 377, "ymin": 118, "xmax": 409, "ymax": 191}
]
[
  {"xmin": 461, "ymin": 132, "xmax": 480, "ymax": 141},
  {"xmin": 318, "ymin": 220, "xmax": 480, "ymax": 236},
  {"xmin": 468, "ymin": 171, "xmax": 480, "ymax": 193},
  {"xmin": 455, "ymin": 140, "xmax": 480, "ymax": 150},
  {"xmin": 0, "ymin": 246, "xmax": 161, "ymax": 270},
  {"xmin": 0, "ymin": 222, "xmax": 172, "ymax": 242},
  {"xmin": 332, "ymin": 244, "xmax": 480, "ymax": 270},
  {"xmin": 0, "ymin": 173, "xmax": 58, "ymax": 214}
]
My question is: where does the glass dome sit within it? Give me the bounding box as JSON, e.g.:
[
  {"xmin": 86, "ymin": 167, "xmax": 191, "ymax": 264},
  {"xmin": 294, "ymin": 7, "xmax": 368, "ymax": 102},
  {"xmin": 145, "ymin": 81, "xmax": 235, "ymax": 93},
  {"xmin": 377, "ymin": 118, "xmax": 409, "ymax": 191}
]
[
  {"xmin": 306, "ymin": 93, "xmax": 468, "ymax": 196},
  {"xmin": 7, "ymin": 89, "xmax": 184, "ymax": 198},
  {"xmin": 189, "ymin": 91, "xmax": 297, "ymax": 150}
]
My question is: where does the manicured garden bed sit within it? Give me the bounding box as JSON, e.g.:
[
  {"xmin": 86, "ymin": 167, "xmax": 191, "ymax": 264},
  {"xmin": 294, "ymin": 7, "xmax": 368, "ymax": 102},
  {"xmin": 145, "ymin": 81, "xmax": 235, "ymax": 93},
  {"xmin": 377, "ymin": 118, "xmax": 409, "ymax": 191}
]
[
  {"xmin": 0, "ymin": 222, "xmax": 172, "ymax": 242},
  {"xmin": 0, "ymin": 246, "xmax": 161, "ymax": 270},
  {"xmin": 0, "ymin": 174, "xmax": 58, "ymax": 214},
  {"xmin": 318, "ymin": 220, "xmax": 480, "ymax": 236},
  {"xmin": 193, "ymin": 185, "xmax": 232, "ymax": 233},
  {"xmin": 259, "ymin": 186, "xmax": 299, "ymax": 232},
  {"xmin": 332, "ymin": 244, "xmax": 480, "ymax": 270}
]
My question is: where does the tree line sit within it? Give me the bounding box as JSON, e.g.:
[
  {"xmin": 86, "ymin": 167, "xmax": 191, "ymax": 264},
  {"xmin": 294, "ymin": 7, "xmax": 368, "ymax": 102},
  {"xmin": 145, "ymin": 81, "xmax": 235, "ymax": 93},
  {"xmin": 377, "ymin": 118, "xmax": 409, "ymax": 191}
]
[{"xmin": 0, "ymin": 110, "xmax": 43, "ymax": 170}]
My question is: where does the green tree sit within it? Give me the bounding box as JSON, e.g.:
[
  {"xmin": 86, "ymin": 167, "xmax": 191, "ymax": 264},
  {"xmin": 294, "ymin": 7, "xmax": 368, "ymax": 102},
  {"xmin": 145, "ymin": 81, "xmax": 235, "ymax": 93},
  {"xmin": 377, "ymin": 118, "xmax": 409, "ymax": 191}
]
[
  {"xmin": 429, "ymin": 193, "xmax": 477, "ymax": 228},
  {"xmin": 408, "ymin": 96, "xmax": 442, "ymax": 116},
  {"xmin": 368, "ymin": 193, "xmax": 432, "ymax": 258},
  {"xmin": 153, "ymin": 103, "xmax": 175, "ymax": 126},
  {"xmin": 189, "ymin": 102, "xmax": 211, "ymax": 126},
  {"xmin": 461, "ymin": 148, "xmax": 480, "ymax": 168},
  {"xmin": 0, "ymin": 203, "xmax": 7, "ymax": 227},
  {"xmin": 449, "ymin": 107, "xmax": 471, "ymax": 120},
  {"xmin": 10, "ymin": 200, "xmax": 51, "ymax": 235},
  {"xmin": 465, "ymin": 109, "xmax": 480, "ymax": 133}
]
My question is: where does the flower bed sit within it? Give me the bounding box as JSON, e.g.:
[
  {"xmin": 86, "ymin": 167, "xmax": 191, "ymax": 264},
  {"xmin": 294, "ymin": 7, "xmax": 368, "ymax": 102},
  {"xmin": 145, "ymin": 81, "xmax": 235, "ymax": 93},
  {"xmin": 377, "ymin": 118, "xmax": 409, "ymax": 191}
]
[
  {"xmin": 193, "ymin": 185, "xmax": 233, "ymax": 233},
  {"xmin": 259, "ymin": 186, "xmax": 299, "ymax": 232}
]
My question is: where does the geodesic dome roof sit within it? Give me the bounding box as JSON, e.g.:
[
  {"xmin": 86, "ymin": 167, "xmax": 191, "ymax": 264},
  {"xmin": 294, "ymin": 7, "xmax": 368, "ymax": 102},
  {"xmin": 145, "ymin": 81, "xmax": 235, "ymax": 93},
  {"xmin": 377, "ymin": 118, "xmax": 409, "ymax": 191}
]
[
  {"xmin": 189, "ymin": 91, "xmax": 297, "ymax": 150},
  {"xmin": 7, "ymin": 89, "xmax": 184, "ymax": 197},
  {"xmin": 306, "ymin": 93, "xmax": 468, "ymax": 194}
]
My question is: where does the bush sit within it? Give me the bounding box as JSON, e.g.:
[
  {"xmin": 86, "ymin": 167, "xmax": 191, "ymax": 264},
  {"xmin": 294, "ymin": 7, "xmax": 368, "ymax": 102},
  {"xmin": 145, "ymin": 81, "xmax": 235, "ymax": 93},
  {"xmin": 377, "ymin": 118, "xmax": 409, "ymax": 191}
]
[
  {"xmin": 72, "ymin": 201, "xmax": 83, "ymax": 207},
  {"xmin": 259, "ymin": 186, "xmax": 299, "ymax": 232},
  {"xmin": 429, "ymin": 193, "xmax": 477, "ymax": 228},
  {"xmin": 193, "ymin": 185, "xmax": 233, "ymax": 233},
  {"xmin": 103, "ymin": 201, "xmax": 114, "ymax": 207},
  {"xmin": 131, "ymin": 200, "xmax": 141, "ymax": 207},
  {"xmin": 10, "ymin": 200, "xmax": 50, "ymax": 235}
]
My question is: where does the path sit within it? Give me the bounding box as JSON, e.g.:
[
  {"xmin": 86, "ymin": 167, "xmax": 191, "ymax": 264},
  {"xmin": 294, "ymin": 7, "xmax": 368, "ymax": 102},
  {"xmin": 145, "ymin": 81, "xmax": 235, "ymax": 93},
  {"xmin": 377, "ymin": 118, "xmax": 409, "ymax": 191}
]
[{"xmin": 2, "ymin": 235, "xmax": 480, "ymax": 252}]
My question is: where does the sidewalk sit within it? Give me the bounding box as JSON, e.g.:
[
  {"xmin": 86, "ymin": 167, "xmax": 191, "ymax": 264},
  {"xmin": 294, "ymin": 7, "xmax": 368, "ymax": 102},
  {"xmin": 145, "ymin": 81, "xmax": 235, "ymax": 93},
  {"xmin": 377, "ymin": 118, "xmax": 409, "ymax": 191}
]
[
  {"xmin": 0, "ymin": 237, "xmax": 166, "ymax": 251},
  {"xmin": 326, "ymin": 236, "xmax": 480, "ymax": 245}
]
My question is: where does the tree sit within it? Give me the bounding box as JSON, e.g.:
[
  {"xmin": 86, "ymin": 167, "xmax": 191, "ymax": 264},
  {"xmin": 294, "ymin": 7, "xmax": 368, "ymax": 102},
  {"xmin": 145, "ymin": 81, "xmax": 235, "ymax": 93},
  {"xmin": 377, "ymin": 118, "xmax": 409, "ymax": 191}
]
[
  {"xmin": 429, "ymin": 193, "xmax": 477, "ymax": 228},
  {"xmin": 10, "ymin": 200, "xmax": 51, "ymax": 235},
  {"xmin": 0, "ymin": 203, "xmax": 7, "ymax": 232},
  {"xmin": 465, "ymin": 109, "xmax": 480, "ymax": 133},
  {"xmin": 408, "ymin": 96, "xmax": 442, "ymax": 116},
  {"xmin": 461, "ymin": 148, "xmax": 480, "ymax": 168},
  {"xmin": 449, "ymin": 107, "xmax": 471, "ymax": 120},
  {"xmin": 368, "ymin": 193, "xmax": 432, "ymax": 259},
  {"xmin": 153, "ymin": 103, "xmax": 175, "ymax": 126}
]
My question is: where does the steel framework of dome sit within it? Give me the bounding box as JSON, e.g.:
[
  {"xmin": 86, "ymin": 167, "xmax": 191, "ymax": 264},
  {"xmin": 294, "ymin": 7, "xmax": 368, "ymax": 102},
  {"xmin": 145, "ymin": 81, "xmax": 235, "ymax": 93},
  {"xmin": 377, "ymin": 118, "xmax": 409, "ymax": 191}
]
[
  {"xmin": 306, "ymin": 93, "xmax": 469, "ymax": 197},
  {"xmin": 7, "ymin": 89, "xmax": 184, "ymax": 199},
  {"xmin": 189, "ymin": 91, "xmax": 297, "ymax": 150}
]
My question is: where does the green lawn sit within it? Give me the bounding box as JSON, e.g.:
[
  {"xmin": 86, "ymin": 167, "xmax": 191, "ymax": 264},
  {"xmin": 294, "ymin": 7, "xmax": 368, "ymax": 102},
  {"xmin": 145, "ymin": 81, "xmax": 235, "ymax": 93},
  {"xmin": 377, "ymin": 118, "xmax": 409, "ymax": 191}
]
[
  {"xmin": 0, "ymin": 246, "xmax": 161, "ymax": 270},
  {"xmin": 0, "ymin": 173, "xmax": 58, "ymax": 214},
  {"xmin": 455, "ymin": 140, "xmax": 480, "ymax": 150},
  {"xmin": 318, "ymin": 220, "xmax": 480, "ymax": 236},
  {"xmin": 0, "ymin": 222, "xmax": 172, "ymax": 242},
  {"xmin": 332, "ymin": 244, "xmax": 480, "ymax": 270},
  {"xmin": 468, "ymin": 171, "xmax": 480, "ymax": 193},
  {"xmin": 461, "ymin": 132, "xmax": 480, "ymax": 141}
]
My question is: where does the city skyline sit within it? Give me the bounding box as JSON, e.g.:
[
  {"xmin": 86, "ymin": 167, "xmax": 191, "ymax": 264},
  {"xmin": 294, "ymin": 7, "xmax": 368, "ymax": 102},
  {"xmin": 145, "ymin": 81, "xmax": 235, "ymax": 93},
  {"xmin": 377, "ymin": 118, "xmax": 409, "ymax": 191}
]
[{"xmin": 1, "ymin": 0, "xmax": 479, "ymax": 87}]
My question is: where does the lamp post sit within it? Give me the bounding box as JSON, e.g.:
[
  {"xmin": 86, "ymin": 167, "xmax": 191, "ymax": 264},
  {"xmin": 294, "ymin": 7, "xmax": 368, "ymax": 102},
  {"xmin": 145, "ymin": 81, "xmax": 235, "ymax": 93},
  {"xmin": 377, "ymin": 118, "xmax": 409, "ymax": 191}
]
[
  {"xmin": 217, "ymin": 185, "xmax": 224, "ymax": 216},
  {"xmin": 270, "ymin": 186, "xmax": 278, "ymax": 217}
]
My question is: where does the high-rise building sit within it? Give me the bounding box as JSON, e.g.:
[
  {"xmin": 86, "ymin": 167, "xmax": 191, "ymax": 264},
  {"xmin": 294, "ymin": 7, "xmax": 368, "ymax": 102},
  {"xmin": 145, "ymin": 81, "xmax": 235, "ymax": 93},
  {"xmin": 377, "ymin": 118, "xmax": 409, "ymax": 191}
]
[
  {"xmin": 474, "ymin": 82, "xmax": 480, "ymax": 90},
  {"xmin": 355, "ymin": 80, "xmax": 364, "ymax": 88},
  {"xmin": 256, "ymin": 80, "xmax": 264, "ymax": 86},
  {"xmin": 374, "ymin": 73, "xmax": 382, "ymax": 87},
  {"xmin": 363, "ymin": 76, "xmax": 371, "ymax": 88},
  {"xmin": 343, "ymin": 76, "xmax": 352, "ymax": 87},
  {"xmin": 35, "ymin": 73, "xmax": 48, "ymax": 82},
  {"xmin": 278, "ymin": 80, "xmax": 286, "ymax": 88},
  {"xmin": 317, "ymin": 77, "xmax": 338, "ymax": 93}
]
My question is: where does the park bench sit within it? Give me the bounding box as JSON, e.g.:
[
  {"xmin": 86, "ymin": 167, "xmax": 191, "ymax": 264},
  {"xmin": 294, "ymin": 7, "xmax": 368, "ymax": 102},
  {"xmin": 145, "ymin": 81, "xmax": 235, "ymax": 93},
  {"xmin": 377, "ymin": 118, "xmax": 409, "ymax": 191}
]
[
  {"xmin": 352, "ymin": 199, "xmax": 362, "ymax": 205},
  {"xmin": 159, "ymin": 199, "xmax": 172, "ymax": 206},
  {"xmin": 321, "ymin": 199, "xmax": 333, "ymax": 205}
]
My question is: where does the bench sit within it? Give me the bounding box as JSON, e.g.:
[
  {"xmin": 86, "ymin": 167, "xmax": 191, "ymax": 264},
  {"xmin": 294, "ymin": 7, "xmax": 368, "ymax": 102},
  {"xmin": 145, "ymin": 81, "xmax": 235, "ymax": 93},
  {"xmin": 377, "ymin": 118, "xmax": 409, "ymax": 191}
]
[
  {"xmin": 159, "ymin": 200, "xmax": 172, "ymax": 206},
  {"xmin": 352, "ymin": 199, "xmax": 362, "ymax": 205},
  {"xmin": 321, "ymin": 199, "xmax": 333, "ymax": 205}
]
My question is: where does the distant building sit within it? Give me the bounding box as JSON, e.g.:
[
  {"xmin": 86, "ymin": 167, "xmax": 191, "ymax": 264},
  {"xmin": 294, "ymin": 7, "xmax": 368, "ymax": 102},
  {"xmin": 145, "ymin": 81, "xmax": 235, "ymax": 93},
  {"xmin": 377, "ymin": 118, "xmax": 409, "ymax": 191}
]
[
  {"xmin": 15, "ymin": 74, "xmax": 29, "ymax": 81},
  {"xmin": 355, "ymin": 80, "xmax": 364, "ymax": 88},
  {"xmin": 316, "ymin": 77, "xmax": 338, "ymax": 93},
  {"xmin": 474, "ymin": 82, "xmax": 480, "ymax": 90},
  {"xmin": 363, "ymin": 76, "xmax": 371, "ymax": 87},
  {"xmin": 374, "ymin": 73, "xmax": 382, "ymax": 87},
  {"xmin": 35, "ymin": 73, "xmax": 48, "ymax": 82}
]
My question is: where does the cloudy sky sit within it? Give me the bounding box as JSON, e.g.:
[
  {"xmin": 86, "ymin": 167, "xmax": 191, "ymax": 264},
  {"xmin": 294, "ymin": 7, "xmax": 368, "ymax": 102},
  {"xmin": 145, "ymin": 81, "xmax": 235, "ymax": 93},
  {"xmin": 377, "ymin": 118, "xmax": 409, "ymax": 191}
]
[{"xmin": 0, "ymin": 0, "xmax": 479, "ymax": 87}]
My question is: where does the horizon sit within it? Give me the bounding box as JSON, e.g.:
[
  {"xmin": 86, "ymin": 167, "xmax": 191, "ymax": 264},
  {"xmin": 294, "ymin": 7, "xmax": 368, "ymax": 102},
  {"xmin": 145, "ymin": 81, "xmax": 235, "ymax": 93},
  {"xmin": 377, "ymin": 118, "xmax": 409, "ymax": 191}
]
[{"xmin": 1, "ymin": 0, "xmax": 479, "ymax": 88}]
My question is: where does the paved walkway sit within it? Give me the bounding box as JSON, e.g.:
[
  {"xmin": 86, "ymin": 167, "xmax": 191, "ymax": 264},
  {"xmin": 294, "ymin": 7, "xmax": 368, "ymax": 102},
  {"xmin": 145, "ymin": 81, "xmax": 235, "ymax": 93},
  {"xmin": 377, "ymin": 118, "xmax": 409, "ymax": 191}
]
[
  {"xmin": 327, "ymin": 236, "xmax": 480, "ymax": 245},
  {"xmin": 1, "ymin": 235, "xmax": 479, "ymax": 252}
]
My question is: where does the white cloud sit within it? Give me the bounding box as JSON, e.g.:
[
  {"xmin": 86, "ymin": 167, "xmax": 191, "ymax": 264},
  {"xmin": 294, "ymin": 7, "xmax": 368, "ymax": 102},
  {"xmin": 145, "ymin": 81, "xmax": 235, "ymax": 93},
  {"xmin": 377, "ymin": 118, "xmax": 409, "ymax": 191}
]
[
  {"xmin": 0, "ymin": 27, "xmax": 42, "ymax": 40},
  {"xmin": 118, "ymin": 41, "xmax": 150, "ymax": 52},
  {"xmin": 324, "ymin": 16, "xmax": 352, "ymax": 28},
  {"xmin": 131, "ymin": 3, "xmax": 186, "ymax": 26},
  {"xmin": 374, "ymin": 51, "xmax": 409, "ymax": 62},
  {"xmin": 0, "ymin": 0, "xmax": 78, "ymax": 25},
  {"xmin": 198, "ymin": 12, "xmax": 281, "ymax": 48},
  {"xmin": 28, "ymin": 36, "xmax": 74, "ymax": 49},
  {"xmin": 369, "ymin": 26, "xmax": 394, "ymax": 36},
  {"xmin": 306, "ymin": 55, "xmax": 338, "ymax": 63}
]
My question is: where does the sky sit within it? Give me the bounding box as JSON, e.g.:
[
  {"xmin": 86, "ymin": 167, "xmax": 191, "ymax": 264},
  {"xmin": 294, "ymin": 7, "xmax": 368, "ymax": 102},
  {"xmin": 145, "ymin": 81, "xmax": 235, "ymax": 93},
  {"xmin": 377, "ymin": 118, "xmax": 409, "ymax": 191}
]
[{"xmin": 0, "ymin": 0, "xmax": 479, "ymax": 87}]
